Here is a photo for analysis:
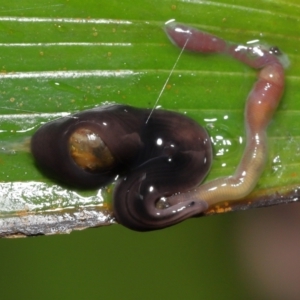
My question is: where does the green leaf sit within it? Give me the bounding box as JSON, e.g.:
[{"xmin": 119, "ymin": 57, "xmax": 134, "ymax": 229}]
[{"xmin": 0, "ymin": 0, "xmax": 299, "ymax": 236}]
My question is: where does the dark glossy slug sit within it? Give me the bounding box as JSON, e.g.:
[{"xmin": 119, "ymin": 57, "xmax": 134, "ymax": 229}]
[{"xmin": 31, "ymin": 104, "xmax": 212, "ymax": 231}]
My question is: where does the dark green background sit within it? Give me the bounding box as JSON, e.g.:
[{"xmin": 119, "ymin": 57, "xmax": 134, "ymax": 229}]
[{"xmin": 0, "ymin": 214, "xmax": 246, "ymax": 299}]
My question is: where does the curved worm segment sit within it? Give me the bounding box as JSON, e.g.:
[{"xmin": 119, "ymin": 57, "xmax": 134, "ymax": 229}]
[
  {"xmin": 164, "ymin": 20, "xmax": 286, "ymax": 208},
  {"xmin": 164, "ymin": 21, "xmax": 227, "ymax": 53}
]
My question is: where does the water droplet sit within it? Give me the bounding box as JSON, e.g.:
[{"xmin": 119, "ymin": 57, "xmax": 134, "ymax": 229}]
[
  {"xmin": 49, "ymin": 80, "xmax": 79, "ymax": 94},
  {"xmin": 206, "ymin": 124, "xmax": 241, "ymax": 163}
]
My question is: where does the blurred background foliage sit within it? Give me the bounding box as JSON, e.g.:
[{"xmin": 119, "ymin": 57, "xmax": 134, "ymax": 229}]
[{"xmin": 0, "ymin": 0, "xmax": 300, "ymax": 299}]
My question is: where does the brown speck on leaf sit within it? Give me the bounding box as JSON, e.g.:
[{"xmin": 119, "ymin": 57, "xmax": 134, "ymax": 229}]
[
  {"xmin": 16, "ymin": 208, "xmax": 29, "ymax": 217},
  {"xmin": 171, "ymin": 4, "xmax": 177, "ymax": 10},
  {"xmin": 9, "ymin": 97, "xmax": 15, "ymax": 103}
]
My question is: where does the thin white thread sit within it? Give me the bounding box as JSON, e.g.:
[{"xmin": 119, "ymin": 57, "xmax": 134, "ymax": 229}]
[{"xmin": 145, "ymin": 35, "xmax": 191, "ymax": 124}]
